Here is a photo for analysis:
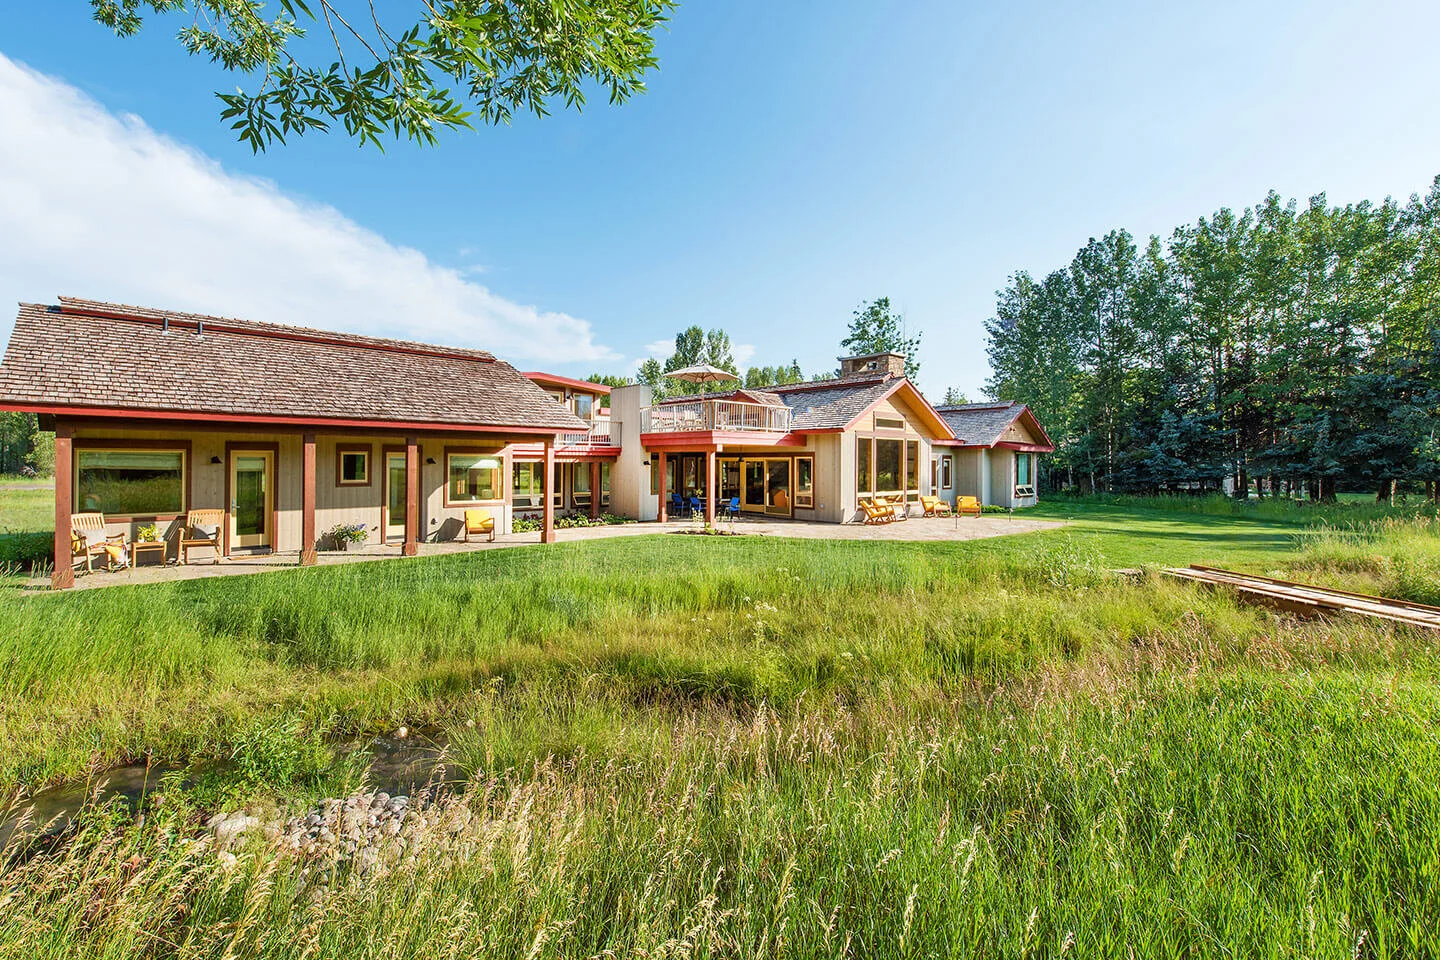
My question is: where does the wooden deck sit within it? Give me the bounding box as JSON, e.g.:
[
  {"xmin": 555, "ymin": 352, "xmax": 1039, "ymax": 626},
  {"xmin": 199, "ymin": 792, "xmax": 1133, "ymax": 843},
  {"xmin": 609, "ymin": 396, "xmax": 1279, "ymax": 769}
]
[{"xmin": 1163, "ymin": 565, "xmax": 1440, "ymax": 631}]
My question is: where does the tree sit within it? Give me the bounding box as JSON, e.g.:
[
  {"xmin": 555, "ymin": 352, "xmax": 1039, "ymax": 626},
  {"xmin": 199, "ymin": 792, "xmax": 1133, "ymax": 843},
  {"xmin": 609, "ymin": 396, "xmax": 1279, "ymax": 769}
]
[
  {"xmin": 637, "ymin": 325, "xmax": 740, "ymax": 400},
  {"xmin": 91, "ymin": 0, "xmax": 676, "ymax": 151},
  {"xmin": 586, "ymin": 374, "xmax": 632, "ymax": 389},
  {"xmin": 841, "ymin": 297, "xmax": 922, "ymax": 379},
  {"xmin": 940, "ymin": 387, "xmax": 968, "ymax": 405},
  {"xmin": 744, "ymin": 360, "xmax": 806, "ymax": 389}
]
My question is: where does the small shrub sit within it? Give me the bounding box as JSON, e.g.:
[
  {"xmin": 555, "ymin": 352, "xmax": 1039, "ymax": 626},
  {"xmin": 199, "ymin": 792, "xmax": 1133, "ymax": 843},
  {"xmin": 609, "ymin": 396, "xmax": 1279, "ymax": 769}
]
[{"xmin": 0, "ymin": 532, "xmax": 53, "ymax": 570}]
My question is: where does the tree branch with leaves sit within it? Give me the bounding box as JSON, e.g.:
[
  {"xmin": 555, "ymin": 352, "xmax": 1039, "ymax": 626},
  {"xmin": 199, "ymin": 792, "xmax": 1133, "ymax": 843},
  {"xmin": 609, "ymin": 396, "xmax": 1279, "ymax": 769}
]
[{"xmin": 89, "ymin": 0, "xmax": 677, "ymax": 150}]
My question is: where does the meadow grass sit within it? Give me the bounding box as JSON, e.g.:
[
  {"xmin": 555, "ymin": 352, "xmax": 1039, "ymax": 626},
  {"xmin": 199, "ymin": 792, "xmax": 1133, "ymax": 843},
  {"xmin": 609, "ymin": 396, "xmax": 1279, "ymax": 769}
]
[{"xmin": 1, "ymin": 500, "xmax": 1438, "ymax": 956}]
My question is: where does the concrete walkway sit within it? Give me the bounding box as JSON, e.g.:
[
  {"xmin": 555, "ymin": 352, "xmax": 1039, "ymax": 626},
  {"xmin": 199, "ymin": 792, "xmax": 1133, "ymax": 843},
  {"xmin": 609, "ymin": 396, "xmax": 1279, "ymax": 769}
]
[{"xmin": 29, "ymin": 514, "xmax": 1063, "ymax": 592}]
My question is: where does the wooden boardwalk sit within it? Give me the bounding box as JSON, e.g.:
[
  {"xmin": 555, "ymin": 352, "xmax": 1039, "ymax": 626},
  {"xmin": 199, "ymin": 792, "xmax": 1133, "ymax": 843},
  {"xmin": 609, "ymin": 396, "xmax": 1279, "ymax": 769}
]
[{"xmin": 1162, "ymin": 565, "xmax": 1440, "ymax": 631}]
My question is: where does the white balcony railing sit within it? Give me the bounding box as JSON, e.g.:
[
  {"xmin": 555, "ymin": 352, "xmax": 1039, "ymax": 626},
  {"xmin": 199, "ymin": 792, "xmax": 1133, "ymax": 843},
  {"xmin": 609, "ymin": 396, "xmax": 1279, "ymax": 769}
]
[
  {"xmin": 641, "ymin": 399, "xmax": 792, "ymax": 434},
  {"xmin": 557, "ymin": 422, "xmax": 618, "ymax": 448}
]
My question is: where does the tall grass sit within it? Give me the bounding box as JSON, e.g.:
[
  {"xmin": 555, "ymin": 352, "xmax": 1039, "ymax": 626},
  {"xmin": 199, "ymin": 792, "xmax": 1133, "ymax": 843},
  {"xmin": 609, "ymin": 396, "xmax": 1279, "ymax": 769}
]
[{"xmin": 1054, "ymin": 490, "xmax": 1440, "ymax": 526}]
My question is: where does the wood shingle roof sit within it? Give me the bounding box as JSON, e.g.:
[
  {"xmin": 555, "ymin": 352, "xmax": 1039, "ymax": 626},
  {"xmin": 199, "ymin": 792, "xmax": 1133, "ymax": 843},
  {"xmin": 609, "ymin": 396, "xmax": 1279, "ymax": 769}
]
[{"xmin": 0, "ymin": 299, "xmax": 588, "ymax": 432}]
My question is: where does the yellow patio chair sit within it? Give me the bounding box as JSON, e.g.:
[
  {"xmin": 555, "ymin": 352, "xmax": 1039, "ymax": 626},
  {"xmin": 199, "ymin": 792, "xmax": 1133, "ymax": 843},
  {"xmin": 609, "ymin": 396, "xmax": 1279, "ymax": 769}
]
[
  {"xmin": 71, "ymin": 512, "xmax": 129, "ymax": 573},
  {"xmin": 920, "ymin": 495, "xmax": 952, "ymax": 517},
  {"xmin": 860, "ymin": 498, "xmax": 893, "ymax": 524},
  {"xmin": 463, "ymin": 508, "xmax": 495, "ymax": 542},
  {"xmin": 956, "ymin": 496, "xmax": 982, "ymax": 518}
]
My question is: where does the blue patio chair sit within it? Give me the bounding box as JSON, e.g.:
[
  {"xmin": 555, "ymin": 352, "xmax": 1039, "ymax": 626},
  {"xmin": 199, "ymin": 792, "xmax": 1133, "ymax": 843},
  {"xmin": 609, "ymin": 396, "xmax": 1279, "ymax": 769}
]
[
  {"xmin": 670, "ymin": 493, "xmax": 687, "ymax": 518},
  {"xmin": 719, "ymin": 496, "xmax": 740, "ymax": 522},
  {"xmin": 689, "ymin": 496, "xmax": 704, "ymax": 519}
]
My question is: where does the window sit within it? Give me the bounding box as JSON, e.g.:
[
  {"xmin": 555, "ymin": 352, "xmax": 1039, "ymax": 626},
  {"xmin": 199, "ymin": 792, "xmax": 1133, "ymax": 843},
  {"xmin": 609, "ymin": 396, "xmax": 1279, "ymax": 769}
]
[
  {"xmin": 875, "ymin": 416, "xmax": 904, "ymax": 431},
  {"xmin": 601, "ymin": 462, "xmax": 612, "ymax": 506},
  {"xmin": 76, "ymin": 449, "xmax": 185, "ymax": 516},
  {"xmin": 795, "ymin": 456, "xmax": 814, "ymax": 508},
  {"xmin": 574, "ymin": 394, "xmax": 594, "ymax": 420},
  {"xmin": 931, "ymin": 457, "xmax": 938, "ymax": 490},
  {"xmin": 553, "ymin": 462, "xmax": 564, "ymax": 507},
  {"xmin": 941, "ymin": 455, "xmax": 953, "ymax": 490},
  {"xmin": 512, "ymin": 462, "xmax": 543, "ymax": 507},
  {"xmin": 573, "ymin": 462, "xmax": 592, "ymax": 505},
  {"xmin": 905, "ymin": 441, "xmax": 920, "ymax": 496},
  {"xmin": 1015, "ymin": 453, "xmax": 1035, "ymax": 497},
  {"xmin": 337, "ymin": 446, "xmax": 370, "ymax": 486},
  {"xmin": 447, "ymin": 452, "xmax": 502, "ymax": 503},
  {"xmin": 875, "ymin": 439, "xmax": 901, "ymax": 493},
  {"xmin": 650, "ymin": 457, "xmax": 659, "ymax": 495},
  {"xmin": 857, "ymin": 437, "xmax": 872, "ymax": 495}
]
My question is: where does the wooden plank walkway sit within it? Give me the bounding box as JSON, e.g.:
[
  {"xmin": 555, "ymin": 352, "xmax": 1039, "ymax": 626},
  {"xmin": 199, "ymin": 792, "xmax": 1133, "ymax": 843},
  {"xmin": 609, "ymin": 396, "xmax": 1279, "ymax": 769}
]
[{"xmin": 1161, "ymin": 565, "xmax": 1440, "ymax": 631}]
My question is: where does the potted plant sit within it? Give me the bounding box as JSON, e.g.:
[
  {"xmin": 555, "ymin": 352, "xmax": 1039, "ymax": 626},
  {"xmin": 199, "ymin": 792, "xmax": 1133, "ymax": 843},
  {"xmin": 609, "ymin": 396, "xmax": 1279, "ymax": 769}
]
[
  {"xmin": 136, "ymin": 523, "xmax": 160, "ymax": 543},
  {"xmin": 327, "ymin": 521, "xmax": 369, "ymax": 551}
]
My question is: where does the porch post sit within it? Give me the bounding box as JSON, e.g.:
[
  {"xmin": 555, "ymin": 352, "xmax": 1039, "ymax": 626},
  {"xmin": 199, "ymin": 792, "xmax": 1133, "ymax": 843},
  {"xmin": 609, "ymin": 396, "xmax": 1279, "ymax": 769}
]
[
  {"xmin": 404, "ymin": 436, "xmax": 420, "ymax": 556},
  {"xmin": 589, "ymin": 460, "xmax": 601, "ymax": 519},
  {"xmin": 704, "ymin": 451, "xmax": 717, "ymax": 526},
  {"xmin": 657, "ymin": 451, "xmax": 668, "ymax": 523},
  {"xmin": 541, "ymin": 438, "xmax": 556, "ymax": 543},
  {"xmin": 300, "ymin": 433, "xmax": 317, "ymax": 565},
  {"xmin": 52, "ymin": 421, "xmax": 73, "ymax": 589}
]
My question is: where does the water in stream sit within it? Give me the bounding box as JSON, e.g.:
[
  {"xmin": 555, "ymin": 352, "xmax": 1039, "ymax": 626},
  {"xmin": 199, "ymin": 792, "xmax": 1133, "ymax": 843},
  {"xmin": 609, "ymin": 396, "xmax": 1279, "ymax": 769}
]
[{"xmin": 1, "ymin": 731, "xmax": 457, "ymax": 853}]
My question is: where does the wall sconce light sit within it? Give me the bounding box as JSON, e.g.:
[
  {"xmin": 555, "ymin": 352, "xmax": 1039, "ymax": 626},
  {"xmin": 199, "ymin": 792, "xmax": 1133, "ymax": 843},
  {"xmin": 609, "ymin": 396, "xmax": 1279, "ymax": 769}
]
[
  {"xmin": 642, "ymin": 459, "xmax": 650, "ymax": 466},
  {"xmin": 425, "ymin": 457, "xmax": 436, "ymax": 465},
  {"xmin": 209, "ymin": 456, "xmax": 222, "ymax": 464}
]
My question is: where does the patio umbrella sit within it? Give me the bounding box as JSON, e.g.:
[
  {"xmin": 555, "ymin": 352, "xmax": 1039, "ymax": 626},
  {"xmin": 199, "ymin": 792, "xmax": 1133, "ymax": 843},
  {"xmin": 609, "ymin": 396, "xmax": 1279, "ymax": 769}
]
[{"xmin": 665, "ymin": 363, "xmax": 738, "ymax": 396}]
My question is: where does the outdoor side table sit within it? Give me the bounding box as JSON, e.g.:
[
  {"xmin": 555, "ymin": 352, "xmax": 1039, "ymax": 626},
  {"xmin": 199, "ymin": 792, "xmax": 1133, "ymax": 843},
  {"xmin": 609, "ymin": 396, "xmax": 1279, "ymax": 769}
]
[{"xmin": 132, "ymin": 540, "xmax": 169, "ymax": 567}]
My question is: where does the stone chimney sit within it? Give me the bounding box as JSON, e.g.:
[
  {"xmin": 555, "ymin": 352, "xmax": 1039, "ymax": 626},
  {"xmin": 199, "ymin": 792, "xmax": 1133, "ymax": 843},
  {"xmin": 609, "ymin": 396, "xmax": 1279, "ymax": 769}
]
[{"xmin": 837, "ymin": 352, "xmax": 907, "ymax": 379}]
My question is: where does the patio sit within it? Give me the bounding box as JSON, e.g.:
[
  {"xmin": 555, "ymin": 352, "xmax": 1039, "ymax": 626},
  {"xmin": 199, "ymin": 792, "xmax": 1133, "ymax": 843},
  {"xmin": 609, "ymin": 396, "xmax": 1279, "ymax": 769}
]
[{"xmin": 27, "ymin": 514, "xmax": 1063, "ymax": 591}]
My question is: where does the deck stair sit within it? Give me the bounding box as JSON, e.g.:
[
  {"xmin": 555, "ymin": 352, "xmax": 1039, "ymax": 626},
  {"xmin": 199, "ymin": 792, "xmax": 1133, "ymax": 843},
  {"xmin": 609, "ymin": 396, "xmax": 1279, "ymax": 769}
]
[{"xmin": 1162, "ymin": 565, "xmax": 1440, "ymax": 631}]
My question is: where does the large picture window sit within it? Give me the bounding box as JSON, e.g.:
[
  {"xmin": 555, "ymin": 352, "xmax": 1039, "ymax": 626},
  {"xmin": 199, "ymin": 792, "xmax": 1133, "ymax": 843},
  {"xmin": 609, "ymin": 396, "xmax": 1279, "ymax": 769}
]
[
  {"xmin": 76, "ymin": 449, "xmax": 185, "ymax": 516},
  {"xmin": 857, "ymin": 437, "xmax": 872, "ymax": 495},
  {"xmin": 795, "ymin": 456, "xmax": 814, "ymax": 508},
  {"xmin": 447, "ymin": 452, "xmax": 502, "ymax": 503},
  {"xmin": 573, "ymin": 463, "xmax": 592, "ymax": 505},
  {"xmin": 875, "ymin": 439, "xmax": 901, "ymax": 493}
]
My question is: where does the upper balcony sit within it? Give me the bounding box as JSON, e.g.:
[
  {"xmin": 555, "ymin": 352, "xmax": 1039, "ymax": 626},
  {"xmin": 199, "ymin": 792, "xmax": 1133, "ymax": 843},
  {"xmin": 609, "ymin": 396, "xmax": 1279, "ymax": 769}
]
[{"xmin": 641, "ymin": 399, "xmax": 793, "ymax": 435}]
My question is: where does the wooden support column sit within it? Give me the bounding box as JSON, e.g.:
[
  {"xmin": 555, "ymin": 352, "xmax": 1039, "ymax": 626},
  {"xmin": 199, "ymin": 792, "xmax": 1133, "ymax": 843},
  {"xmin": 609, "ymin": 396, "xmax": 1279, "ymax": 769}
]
[
  {"xmin": 51, "ymin": 421, "xmax": 74, "ymax": 589},
  {"xmin": 541, "ymin": 439, "xmax": 556, "ymax": 543},
  {"xmin": 657, "ymin": 451, "xmax": 668, "ymax": 522},
  {"xmin": 704, "ymin": 451, "xmax": 717, "ymax": 526},
  {"xmin": 404, "ymin": 436, "xmax": 420, "ymax": 556},
  {"xmin": 300, "ymin": 433, "xmax": 317, "ymax": 565},
  {"xmin": 589, "ymin": 460, "xmax": 601, "ymax": 519}
]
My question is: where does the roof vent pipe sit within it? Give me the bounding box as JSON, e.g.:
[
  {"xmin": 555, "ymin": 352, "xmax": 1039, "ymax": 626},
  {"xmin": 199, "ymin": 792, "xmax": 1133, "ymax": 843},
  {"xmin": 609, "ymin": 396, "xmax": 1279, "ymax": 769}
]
[
  {"xmin": 162, "ymin": 316, "xmax": 169, "ymax": 332},
  {"xmin": 196, "ymin": 319, "xmax": 204, "ymax": 336}
]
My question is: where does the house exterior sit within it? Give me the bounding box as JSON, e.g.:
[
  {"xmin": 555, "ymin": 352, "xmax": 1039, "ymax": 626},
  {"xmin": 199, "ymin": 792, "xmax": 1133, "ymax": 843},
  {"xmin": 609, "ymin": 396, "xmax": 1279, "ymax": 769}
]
[
  {"xmin": 932, "ymin": 401, "xmax": 1056, "ymax": 509},
  {"xmin": 0, "ymin": 299, "xmax": 587, "ymax": 588},
  {"xmin": 0, "ymin": 300, "xmax": 1059, "ymax": 589},
  {"xmin": 605, "ymin": 352, "xmax": 956, "ymax": 524},
  {"xmin": 514, "ymin": 372, "xmax": 620, "ymax": 519}
]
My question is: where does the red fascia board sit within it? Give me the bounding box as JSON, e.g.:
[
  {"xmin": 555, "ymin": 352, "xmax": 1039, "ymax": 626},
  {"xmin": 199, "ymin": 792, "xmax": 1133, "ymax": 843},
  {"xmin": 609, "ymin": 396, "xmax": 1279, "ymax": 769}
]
[
  {"xmin": 10, "ymin": 403, "xmax": 573, "ymax": 435},
  {"xmin": 640, "ymin": 431, "xmax": 807, "ymax": 450},
  {"xmin": 522, "ymin": 371, "xmax": 611, "ymax": 394},
  {"xmin": 995, "ymin": 441, "xmax": 1055, "ymax": 453},
  {"xmin": 58, "ymin": 303, "xmax": 496, "ymax": 364}
]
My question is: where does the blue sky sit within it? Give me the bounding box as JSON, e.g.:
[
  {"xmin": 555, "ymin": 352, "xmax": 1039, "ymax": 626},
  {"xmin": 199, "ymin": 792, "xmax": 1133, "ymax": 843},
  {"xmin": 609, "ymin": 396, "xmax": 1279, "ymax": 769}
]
[{"xmin": 3, "ymin": 1, "xmax": 1439, "ymax": 398}]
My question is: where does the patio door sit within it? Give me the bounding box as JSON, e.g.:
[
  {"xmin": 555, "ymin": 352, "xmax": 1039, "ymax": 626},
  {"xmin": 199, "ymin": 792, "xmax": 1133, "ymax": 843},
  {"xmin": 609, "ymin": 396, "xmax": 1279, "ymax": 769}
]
[
  {"xmin": 229, "ymin": 451, "xmax": 273, "ymax": 549},
  {"xmin": 740, "ymin": 457, "xmax": 794, "ymax": 517},
  {"xmin": 383, "ymin": 452, "xmax": 408, "ymax": 543}
]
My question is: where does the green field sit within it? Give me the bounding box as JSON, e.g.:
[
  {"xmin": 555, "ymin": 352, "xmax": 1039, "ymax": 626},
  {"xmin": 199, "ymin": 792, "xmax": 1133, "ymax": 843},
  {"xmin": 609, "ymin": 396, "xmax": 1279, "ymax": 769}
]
[{"xmin": 2, "ymin": 497, "xmax": 1439, "ymax": 957}]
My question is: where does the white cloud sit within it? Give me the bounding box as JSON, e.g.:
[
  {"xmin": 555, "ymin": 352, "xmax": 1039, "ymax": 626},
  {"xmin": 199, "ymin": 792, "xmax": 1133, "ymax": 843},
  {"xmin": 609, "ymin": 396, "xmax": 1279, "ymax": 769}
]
[
  {"xmin": 732, "ymin": 343, "xmax": 756, "ymax": 367},
  {"xmin": 641, "ymin": 338, "xmax": 676, "ymax": 360},
  {"xmin": 0, "ymin": 54, "xmax": 619, "ymax": 363}
]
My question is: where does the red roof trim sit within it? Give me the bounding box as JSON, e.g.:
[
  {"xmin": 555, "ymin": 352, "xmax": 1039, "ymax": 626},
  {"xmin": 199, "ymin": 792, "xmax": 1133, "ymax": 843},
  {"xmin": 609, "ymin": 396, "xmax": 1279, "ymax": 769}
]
[
  {"xmin": 14, "ymin": 403, "xmax": 568, "ymax": 435},
  {"xmin": 58, "ymin": 302, "xmax": 496, "ymax": 365},
  {"xmin": 523, "ymin": 371, "xmax": 612, "ymax": 394},
  {"xmin": 995, "ymin": 440, "xmax": 1056, "ymax": 453}
]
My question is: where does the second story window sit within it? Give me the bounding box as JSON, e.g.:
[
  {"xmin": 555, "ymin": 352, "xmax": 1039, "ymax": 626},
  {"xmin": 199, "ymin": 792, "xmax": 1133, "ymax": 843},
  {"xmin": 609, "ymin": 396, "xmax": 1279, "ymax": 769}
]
[{"xmin": 574, "ymin": 394, "xmax": 594, "ymax": 420}]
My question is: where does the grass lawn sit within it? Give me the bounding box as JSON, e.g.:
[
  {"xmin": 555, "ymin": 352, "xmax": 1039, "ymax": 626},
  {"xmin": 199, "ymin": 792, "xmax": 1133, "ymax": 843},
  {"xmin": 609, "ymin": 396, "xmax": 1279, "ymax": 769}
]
[
  {"xmin": 2, "ymin": 497, "xmax": 1439, "ymax": 956},
  {"xmin": 0, "ymin": 480, "xmax": 50, "ymax": 534}
]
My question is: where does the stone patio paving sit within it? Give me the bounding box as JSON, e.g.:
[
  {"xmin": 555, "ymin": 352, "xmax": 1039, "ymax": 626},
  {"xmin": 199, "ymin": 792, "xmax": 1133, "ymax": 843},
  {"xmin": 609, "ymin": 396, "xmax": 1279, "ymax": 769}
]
[{"xmin": 30, "ymin": 514, "xmax": 1063, "ymax": 592}]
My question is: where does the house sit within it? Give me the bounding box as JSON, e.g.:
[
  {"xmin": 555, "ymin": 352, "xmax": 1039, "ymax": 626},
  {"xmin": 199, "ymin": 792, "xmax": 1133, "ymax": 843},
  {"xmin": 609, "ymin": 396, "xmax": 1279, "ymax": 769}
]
[
  {"xmin": 0, "ymin": 299, "xmax": 1059, "ymax": 589},
  {"xmin": 0, "ymin": 299, "xmax": 587, "ymax": 588},
  {"xmin": 606, "ymin": 352, "xmax": 956, "ymax": 523},
  {"xmin": 932, "ymin": 401, "xmax": 1055, "ymax": 508},
  {"xmin": 514, "ymin": 372, "xmax": 620, "ymax": 519}
]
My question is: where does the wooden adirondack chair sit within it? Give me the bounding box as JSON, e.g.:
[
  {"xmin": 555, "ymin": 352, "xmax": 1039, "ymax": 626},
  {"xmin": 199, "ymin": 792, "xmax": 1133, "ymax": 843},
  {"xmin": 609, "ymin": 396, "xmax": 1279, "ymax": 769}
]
[
  {"xmin": 463, "ymin": 509, "xmax": 495, "ymax": 542},
  {"xmin": 180, "ymin": 509, "xmax": 225, "ymax": 564},
  {"xmin": 920, "ymin": 495, "xmax": 952, "ymax": 517},
  {"xmin": 71, "ymin": 513, "xmax": 129, "ymax": 573},
  {"xmin": 955, "ymin": 496, "xmax": 982, "ymax": 518},
  {"xmin": 860, "ymin": 499, "xmax": 894, "ymax": 524}
]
